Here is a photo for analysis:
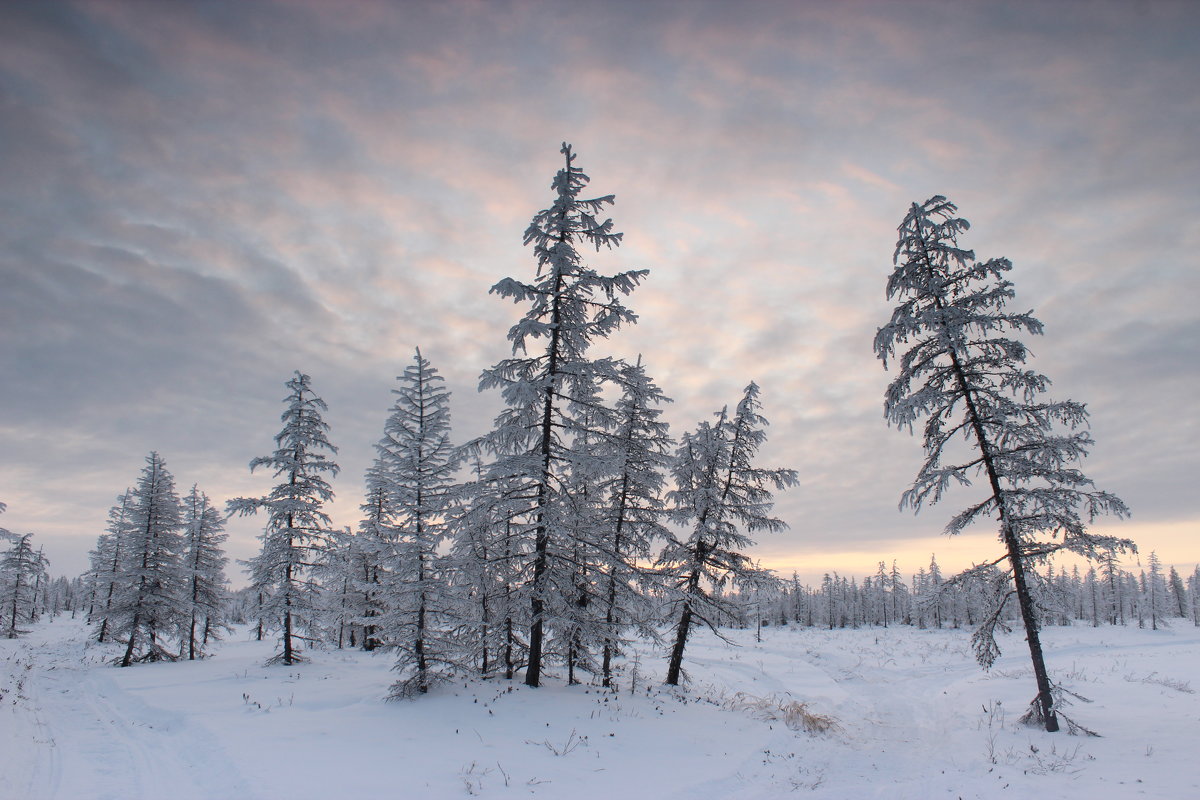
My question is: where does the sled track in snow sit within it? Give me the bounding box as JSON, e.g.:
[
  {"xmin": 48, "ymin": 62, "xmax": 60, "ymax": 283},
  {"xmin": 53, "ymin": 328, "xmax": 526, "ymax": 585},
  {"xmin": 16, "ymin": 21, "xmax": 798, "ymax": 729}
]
[{"xmin": 5, "ymin": 621, "xmax": 259, "ymax": 800}]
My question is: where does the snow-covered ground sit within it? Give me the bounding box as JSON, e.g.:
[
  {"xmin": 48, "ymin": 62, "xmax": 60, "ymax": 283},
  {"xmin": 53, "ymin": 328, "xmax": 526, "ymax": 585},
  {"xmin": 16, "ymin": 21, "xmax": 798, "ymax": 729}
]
[{"xmin": 2, "ymin": 618, "xmax": 1197, "ymax": 799}]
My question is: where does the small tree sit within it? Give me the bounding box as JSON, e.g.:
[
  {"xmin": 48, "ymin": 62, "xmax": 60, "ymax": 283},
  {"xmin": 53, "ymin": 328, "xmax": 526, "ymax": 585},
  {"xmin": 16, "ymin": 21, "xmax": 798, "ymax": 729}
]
[
  {"xmin": 448, "ymin": 458, "xmax": 525, "ymax": 680},
  {"xmin": 1189, "ymin": 565, "xmax": 1200, "ymax": 626},
  {"xmin": 1167, "ymin": 565, "xmax": 1188, "ymax": 619},
  {"xmin": 377, "ymin": 349, "xmax": 464, "ymax": 697},
  {"xmin": 1144, "ymin": 552, "xmax": 1171, "ymax": 630},
  {"xmin": 230, "ymin": 372, "xmax": 340, "ymax": 666},
  {"xmin": 88, "ymin": 490, "xmax": 134, "ymax": 643},
  {"xmin": 593, "ymin": 357, "xmax": 673, "ymax": 686},
  {"xmin": 875, "ymin": 196, "xmax": 1133, "ymax": 732},
  {"xmin": 660, "ymin": 382, "xmax": 798, "ymax": 686},
  {"xmin": 1, "ymin": 533, "xmax": 49, "ymax": 638},
  {"xmin": 111, "ymin": 452, "xmax": 187, "ymax": 666},
  {"xmin": 180, "ymin": 486, "xmax": 230, "ymax": 659}
]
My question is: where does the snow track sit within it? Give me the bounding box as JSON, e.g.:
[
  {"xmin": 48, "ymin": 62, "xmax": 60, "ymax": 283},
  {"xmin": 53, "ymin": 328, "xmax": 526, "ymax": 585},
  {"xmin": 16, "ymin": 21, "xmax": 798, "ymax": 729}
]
[{"xmin": 1, "ymin": 618, "xmax": 257, "ymax": 800}]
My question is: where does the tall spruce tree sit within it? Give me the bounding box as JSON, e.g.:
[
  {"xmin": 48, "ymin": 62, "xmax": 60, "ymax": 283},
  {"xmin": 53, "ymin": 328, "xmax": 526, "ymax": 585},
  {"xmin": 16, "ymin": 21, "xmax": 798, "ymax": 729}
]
[
  {"xmin": 660, "ymin": 382, "xmax": 798, "ymax": 686},
  {"xmin": 180, "ymin": 486, "xmax": 230, "ymax": 659},
  {"xmin": 476, "ymin": 143, "xmax": 647, "ymax": 687},
  {"xmin": 111, "ymin": 452, "xmax": 187, "ymax": 666},
  {"xmin": 874, "ymin": 195, "xmax": 1133, "ymax": 732},
  {"xmin": 230, "ymin": 372, "xmax": 340, "ymax": 666}
]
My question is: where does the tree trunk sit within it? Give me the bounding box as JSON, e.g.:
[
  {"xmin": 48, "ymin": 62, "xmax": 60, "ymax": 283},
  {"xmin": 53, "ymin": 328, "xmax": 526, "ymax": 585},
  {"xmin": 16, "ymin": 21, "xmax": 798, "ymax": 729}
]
[
  {"xmin": 951, "ymin": 343, "xmax": 1060, "ymax": 733},
  {"xmin": 666, "ymin": 554, "xmax": 705, "ymax": 686},
  {"xmin": 664, "ymin": 601, "xmax": 693, "ymax": 686},
  {"xmin": 120, "ymin": 612, "xmax": 140, "ymax": 667},
  {"xmin": 1002, "ymin": 529, "xmax": 1059, "ymax": 731}
]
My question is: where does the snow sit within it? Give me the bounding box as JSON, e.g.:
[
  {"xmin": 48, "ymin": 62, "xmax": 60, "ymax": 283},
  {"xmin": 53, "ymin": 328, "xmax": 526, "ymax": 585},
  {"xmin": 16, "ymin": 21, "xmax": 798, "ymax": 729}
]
[{"xmin": 3, "ymin": 618, "xmax": 1197, "ymax": 799}]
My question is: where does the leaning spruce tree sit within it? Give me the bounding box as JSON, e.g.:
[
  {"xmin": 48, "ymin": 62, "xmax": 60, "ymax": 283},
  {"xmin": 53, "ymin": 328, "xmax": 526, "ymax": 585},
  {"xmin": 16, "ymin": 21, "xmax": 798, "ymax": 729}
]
[
  {"xmin": 661, "ymin": 382, "xmax": 798, "ymax": 686},
  {"xmin": 230, "ymin": 371, "xmax": 340, "ymax": 666},
  {"xmin": 477, "ymin": 143, "xmax": 647, "ymax": 687},
  {"xmin": 874, "ymin": 196, "xmax": 1133, "ymax": 732}
]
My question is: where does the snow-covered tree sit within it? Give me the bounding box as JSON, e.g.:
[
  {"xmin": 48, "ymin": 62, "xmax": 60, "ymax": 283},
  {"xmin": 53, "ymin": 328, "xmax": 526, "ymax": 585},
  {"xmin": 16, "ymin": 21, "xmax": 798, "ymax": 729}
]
[
  {"xmin": 111, "ymin": 452, "xmax": 187, "ymax": 666},
  {"xmin": 592, "ymin": 357, "xmax": 673, "ymax": 686},
  {"xmin": 376, "ymin": 349, "xmax": 464, "ymax": 697},
  {"xmin": 1189, "ymin": 565, "xmax": 1200, "ymax": 626},
  {"xmin": 475, "ymin": 143, "xmax": 647, "ymax": 688},
  {"xmin": 1144, "ymin": 552, "xmax": 1171, "ymax": 630},
  {"xmin": 88, "ymin": 490, "xmax": 135, "ymax": 643},
  {"xmin": 1099, "ymin": 548, "xmax": 1126, "ymax": 625},
  {"xmin": 1167, "ymin": 565, "xmax": 1188, "ymax": 619},
  {"xmin": 0, "ymin": 502, "xmax": 11, "ymax": 543},
  {"xmin": 660, "ymin": 382, "xmax": 798, "ymax": 685},
  {"xmin": 448, "ymin": 458, "xmax": 524, "ymax": 680},
  {"xmin": 926, "ymin": 554, "xmax": 946, "ymax": 628},
  {"xmin": 350, "ymin": 453, "xmax": 404, "ymax": 652},
  {"xmin": 874, "ymin": 196, "xmax": 1134, "ymax": 732},
  {"xmin": 230, "ymin": 372, "xmax": 340, "ymax": 666},
  {"xmin": 180, "ymin": 486, "xmax": 230, "ymax": 659},
  {"xmin": 1, "ymin": 533, "xmax": 49, "ymax": 638}
]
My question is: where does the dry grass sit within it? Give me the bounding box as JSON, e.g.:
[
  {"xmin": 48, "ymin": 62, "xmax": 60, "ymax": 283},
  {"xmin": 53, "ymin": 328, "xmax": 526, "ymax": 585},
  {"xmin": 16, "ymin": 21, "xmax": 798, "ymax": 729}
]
[{"xmin": 725, "ymin": 692, "xmax": 839, "ymax": 735}]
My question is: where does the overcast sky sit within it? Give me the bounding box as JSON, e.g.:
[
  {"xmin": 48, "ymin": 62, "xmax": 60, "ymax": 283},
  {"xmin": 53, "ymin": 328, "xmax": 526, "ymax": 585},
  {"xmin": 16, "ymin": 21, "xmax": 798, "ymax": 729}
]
[{"xmin": 2, "ymin": 0, "xmax": 1197, "ymax": 585}]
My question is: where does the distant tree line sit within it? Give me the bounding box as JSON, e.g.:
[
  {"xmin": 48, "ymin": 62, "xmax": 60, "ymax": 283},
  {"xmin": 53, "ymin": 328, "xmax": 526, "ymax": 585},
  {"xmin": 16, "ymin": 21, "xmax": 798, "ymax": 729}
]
[{"xmin": 721, "ymin": 553, "xmax": 1199, "ymax": 635}]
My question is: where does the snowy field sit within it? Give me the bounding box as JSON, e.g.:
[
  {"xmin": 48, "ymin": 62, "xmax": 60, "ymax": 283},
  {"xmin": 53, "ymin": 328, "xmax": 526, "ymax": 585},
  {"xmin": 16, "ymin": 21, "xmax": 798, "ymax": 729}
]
[{"xmin": 2, "ymin": 618, "xmax": 1197, "ymax": 800}]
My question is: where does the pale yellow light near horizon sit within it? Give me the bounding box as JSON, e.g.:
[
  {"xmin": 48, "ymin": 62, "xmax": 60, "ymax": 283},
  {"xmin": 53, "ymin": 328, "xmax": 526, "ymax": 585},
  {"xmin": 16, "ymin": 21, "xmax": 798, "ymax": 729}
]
[{"xmin": 760, "ymin": 519, "xmax": 1198, "ymax": 586}]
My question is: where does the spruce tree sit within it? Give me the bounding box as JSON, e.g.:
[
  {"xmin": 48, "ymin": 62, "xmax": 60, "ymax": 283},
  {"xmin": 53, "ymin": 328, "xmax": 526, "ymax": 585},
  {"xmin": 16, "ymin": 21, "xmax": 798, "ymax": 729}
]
[
  {"xmin": 476, "ymin": 143, "xmax": 647, "ymax": 687},
  {"xmin": 448, "ymin": 458, "xmax": 523, "ymax": 679},
  {"xmin": 1167, "ymin": 565, "xmax": 1188, "ymax": 618},
  {"xmin": 88, "ymin": 490, "xmax": 134, "ymax": 643},
  {"xmin": 875, "ymin": 195, "xmax": 1134, "ymax": 732},
  {"xmin": 1145, "ymin": 552, "xmax": 1171, "ymax": 630},
  {"xmin": 1, "ymin": 533, "xmax": 49, "ymax": 638},
  {"xmin": 660, "ymin": 382, "xmax": 798, "ymax": 685},
  {"xmin": 180, "ymin": 486, "xmax": 230, "ymax": 659},
  {"xmin": 593, "ymin": 357, "xmax": 673, "ymax": 686},
  {"xmin": 1189, "ymin": 566, "xmax": 1200, "ymax": 626},
  {"xmin": 111, "ymin": 452, "xmax": 187, "ymax": 666},
  {"xmin": 230, "ymin": 372, "xmax": 340, "ymax": 666},
  {"xmin": 354, "ymin": 459, "xmax": 395, "ymax": 651},
  {"xmin": 377, "ymin": 349, "xmax": 464, "ymax": 696}
]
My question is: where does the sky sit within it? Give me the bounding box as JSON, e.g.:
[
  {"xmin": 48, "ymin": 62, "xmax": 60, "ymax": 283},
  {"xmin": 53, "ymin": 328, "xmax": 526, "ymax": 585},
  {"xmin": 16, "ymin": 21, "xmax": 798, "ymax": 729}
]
[{"xmin": 2, "ymin": 0, "xmax": 1197, "ymax": 586}]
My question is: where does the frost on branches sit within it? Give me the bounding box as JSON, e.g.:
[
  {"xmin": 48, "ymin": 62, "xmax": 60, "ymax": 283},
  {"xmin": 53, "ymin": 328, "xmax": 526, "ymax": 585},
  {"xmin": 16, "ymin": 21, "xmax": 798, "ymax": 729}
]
[
  {"xmin": 377, "ymin": 349, "xmax": 464, "ymax": 697},
  {"xmin": 874, "ymin": 195, "xmax": 1133, "ymax": 733},
  {"xmin": 110, "ymin": 452, "xmax": 187, "ymax": 666},
  {"xmin": 475, "ymin": 143, "xmax": 648, "ymax": 688},
  {"xmin": 87, "ymin": 490, "xmax": 134, "ymax": 644},
  {"xmin": 229, "ymin": 371, "xmax": 340, "ymax": 666},
  {"xmin": 181, "ymin": 486, "xmax": 231, "ymax": 659},
  {"xmin": 2, "ymin": 531, "xmax": 49, "ymax": 638},
  {"xmin": 660, "ymin": 382, "xmax": 798, "ymax": 686}
]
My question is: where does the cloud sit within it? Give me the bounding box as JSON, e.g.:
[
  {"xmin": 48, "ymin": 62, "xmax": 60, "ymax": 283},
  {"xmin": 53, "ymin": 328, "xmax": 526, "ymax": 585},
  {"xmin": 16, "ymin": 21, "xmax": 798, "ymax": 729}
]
[{"xmin": 1, "ymin": 0, "xmax": 1195, "ymax": 582}]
